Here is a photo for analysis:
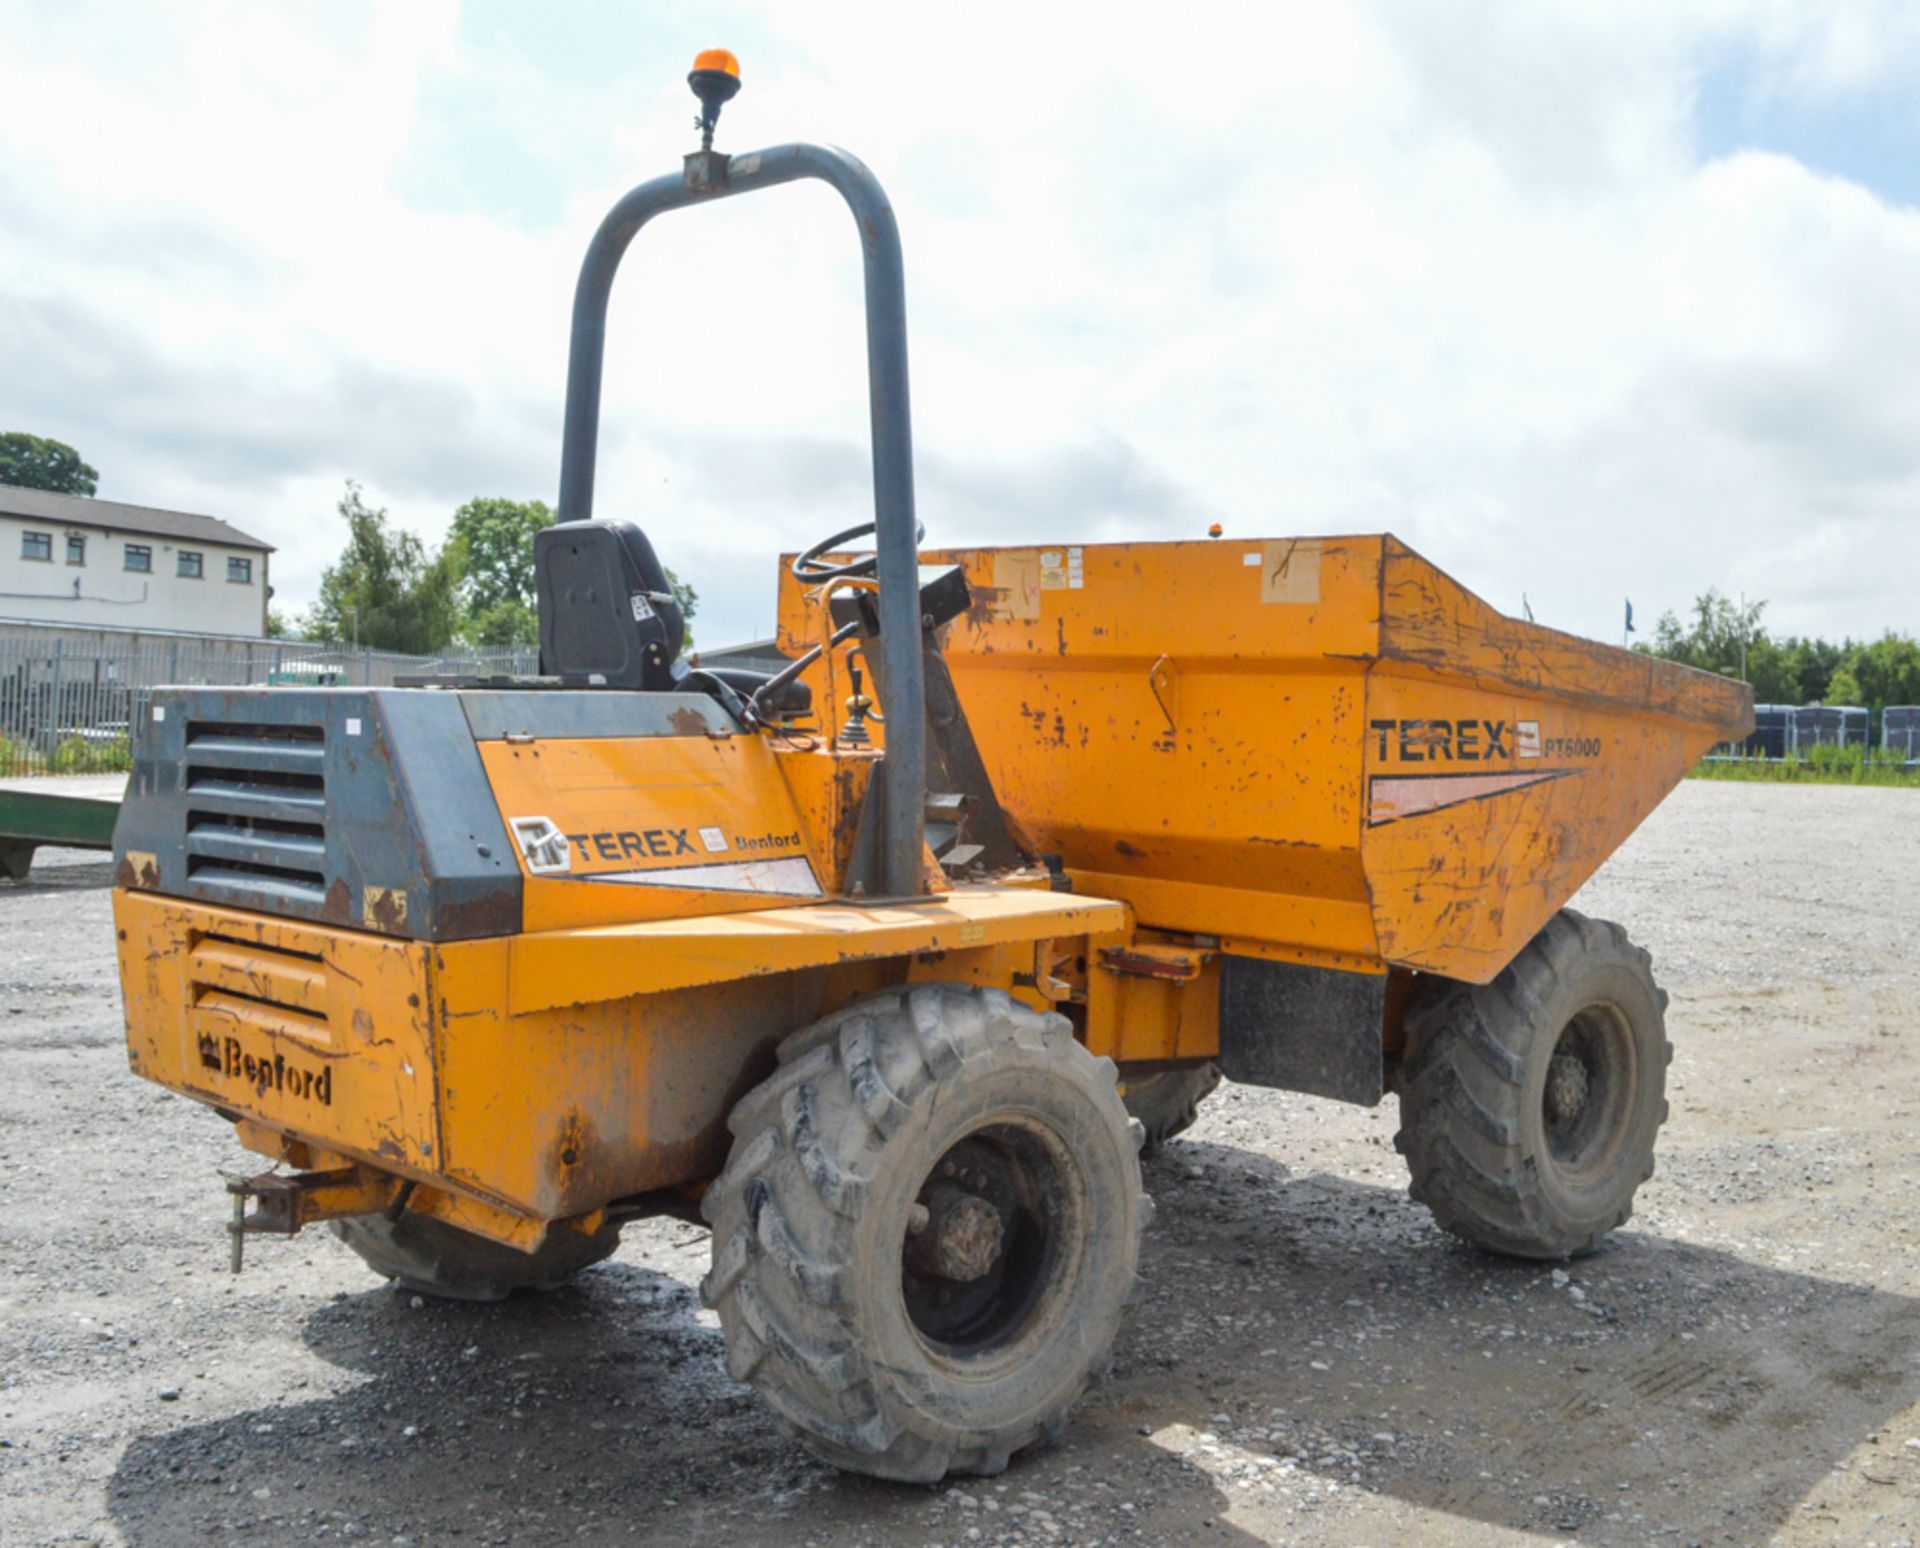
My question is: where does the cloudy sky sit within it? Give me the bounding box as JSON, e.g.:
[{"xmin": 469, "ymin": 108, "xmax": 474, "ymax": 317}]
[{"xmin": 3, "ymin": 1, "xmax": 1918, "ymax": 650}]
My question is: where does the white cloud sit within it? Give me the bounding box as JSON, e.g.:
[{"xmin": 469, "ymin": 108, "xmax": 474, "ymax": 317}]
[{"xmin": 1, "ymin": 0, "xmax": 1915, "ymax": 650}]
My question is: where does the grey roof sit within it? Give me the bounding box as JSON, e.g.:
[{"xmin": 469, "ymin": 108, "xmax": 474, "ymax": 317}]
[
  {"xmin": 0, "ymin": 484, "xmax": 274, "ymax": 552},
  {"xmin": 696, "ymin": 638, "xmax": 791, "ymax": 672}
]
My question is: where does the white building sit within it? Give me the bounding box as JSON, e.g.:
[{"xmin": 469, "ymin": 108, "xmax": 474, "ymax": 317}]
[{"xmin": 0, "ymin": 486, "xmax": 273, "ymax": 637}]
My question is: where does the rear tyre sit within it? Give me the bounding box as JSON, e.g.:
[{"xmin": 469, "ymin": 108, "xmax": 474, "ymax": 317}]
[
  {"xmin": 331, "ymin": 1212, "xmax": 623, "ymax": 1302},
  {"xmin": 1122, "ymin": 1063, "xmax": 1222, "ymax": 1148},
  {"xmin": 1394, "ymin": 909, "xmax": 1670, "ymax": 1260},
  {"xmin": 702, "ymin": 984, "xmax": 1151, "ymax": 1482}
]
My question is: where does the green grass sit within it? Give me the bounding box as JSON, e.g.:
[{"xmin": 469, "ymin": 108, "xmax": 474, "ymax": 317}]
[
  {"xmin": 0, "ymin": 733, "xmax": 133, "ymax": 778},
  {"xmin": 1692, "ymin": 745, "xmax": 1920, "ymax": 785}
]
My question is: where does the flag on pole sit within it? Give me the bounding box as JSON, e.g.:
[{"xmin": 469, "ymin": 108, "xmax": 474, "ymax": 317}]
[{"xmin": 1624, "ymin": 599, "xmax": 1636, "ymax": 635}]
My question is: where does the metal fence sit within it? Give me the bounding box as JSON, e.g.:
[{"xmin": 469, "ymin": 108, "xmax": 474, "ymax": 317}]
[
  {"xmin": 1886, "ymin": 707, "xmax": 1920, "ymax": 762},
  {"xmin": 1711, "ymin": 704, "xmax": 1919, "ymax": 765},
  {"xmin": 0, "ymin": 629, "xmax": 537, "ymax": 777},
  {"xmin": 1790, "ymin": 705, "xmax": 1871, "ymax": 753}
]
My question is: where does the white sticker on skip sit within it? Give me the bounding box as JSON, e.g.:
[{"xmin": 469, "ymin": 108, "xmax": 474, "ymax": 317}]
[{"xmin": 345, "ymin": 717, "xmax": 362, "ymax": 737}]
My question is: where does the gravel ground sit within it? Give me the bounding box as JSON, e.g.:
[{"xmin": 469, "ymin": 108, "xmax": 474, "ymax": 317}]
[{"xmin": 3, "ymin": 780, "xmax": 1918, "ymax": 1547}]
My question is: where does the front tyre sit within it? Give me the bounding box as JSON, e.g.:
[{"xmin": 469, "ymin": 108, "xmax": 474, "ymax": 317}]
[
  {"xmin": 1395, "ymin": 909, "xmax": 1670, "ymax": 1260},
  {"xmin": 702, "ymin": 985, "xmax": 1150, "ymax": 1482}
]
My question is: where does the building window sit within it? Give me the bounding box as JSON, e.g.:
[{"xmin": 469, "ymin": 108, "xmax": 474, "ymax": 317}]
[
  {"xmin": 66, "ymin": 533, "xmax": 86, "ymax": 565},
  {"xmin": 178, "ymin": 550, "xmax": 203, "ymax": 579},
  {"xmin": 21, "ymin": 530, "xmax": 52, "ymax": 561},
  {"xmin": 228, "ymin": 556, "xmax": 253, "ymax": 584},
  {"xmin": 125, "ymin": 544, "xmax": 152, "ymax": 573}
]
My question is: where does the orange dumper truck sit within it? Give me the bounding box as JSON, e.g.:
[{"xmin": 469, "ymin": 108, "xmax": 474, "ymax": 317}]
[{"xmin": 110, "ymin": 56, "xmax": 1752, "ymax": 1480}]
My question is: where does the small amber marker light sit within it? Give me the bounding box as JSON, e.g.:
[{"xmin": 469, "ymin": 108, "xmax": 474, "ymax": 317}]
[
  {"xmin": 1207, "ymin": 522, "xmax": 1224, "ymax": 538},
  {"xmin": 693, "ymin": 48, "xmax": 740, "ymax": 78}
]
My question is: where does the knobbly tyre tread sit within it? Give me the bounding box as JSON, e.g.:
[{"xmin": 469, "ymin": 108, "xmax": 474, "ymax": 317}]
[
  {"xmin": 330, "ymin": 1212, "xmax": 623, "ymax": 1302},
  {"xmin": 1394, "ymin": 908, "xmax": 1671, "ymax": 1260},
  {"xmin": 1122, "ymin": 1063, "xmax": 1223, "ymax": 1148},
  {"xmin": 701, "ymin": 984, "xmax": 1151, "ymax": 1482}
]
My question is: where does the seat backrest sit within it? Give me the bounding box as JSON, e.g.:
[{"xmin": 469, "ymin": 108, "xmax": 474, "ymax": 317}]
[{"xmin": 534, "ymin": 520, "xmax": 684, "ymax": 689}]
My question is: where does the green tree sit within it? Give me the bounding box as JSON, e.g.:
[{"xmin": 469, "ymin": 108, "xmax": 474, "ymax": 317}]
[
  {"xmin": 1643, "ymin": 589, "xmax": 1767, "ymax": 678},
  {"xmin": 669, "ymin": 570, "xmax": 699, "ymax": 651},
  {"xmin": 1741, "ymin": 635, "xmax": 1800, "ymax": 705},
  {"xmin": 1777, "ymin": 635, "xmax": 1849, "ymax": 705},
  {"xmin": 1831, "ymin": 634, "xmax": 1920, "ymax": 717},
  {"xmin": 1824, "ymin": 663, "xmax": 1865, "ymax": 709},
  {"xmin": 309, "ymin": 483, "xmax": 464, "ymax": 653},
  {"xmin": 449, "ymin": 496, "xmax": 551, "ymax": 647},
  {"xmin": 448, "ymin": 494, "xmax": 699, "ymax": 648},
  {"xmin": 0, "ymin": 432, "xmax": 98, "ymax": 495},
  {"xmin": 1637, "ymin": 588, "xmax": 1920, "ymax": 716}
]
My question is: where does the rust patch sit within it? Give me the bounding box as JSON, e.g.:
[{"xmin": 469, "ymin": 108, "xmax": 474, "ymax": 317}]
[
  {"xmin": 364, "ymin": 886, "xmax": 410, "ymax": 934},
  {"xmin": 668, "ymin": 706, "xmax": 709, "ymax": 736},
  {"xmin": 116, "ymin": 850, "xmax": 161, "ymax": 889},
  {"xmin": 554, "ymin": 1110, "xmax": 589, "ymax": 1170},
  {"xmin": 435, "ymin": 887, "xmax": 521, "ymax": 940},
  {"xmin": 834, "ymin": 763, "xmax": 865, "ymax": 854},
  {"xmin": 965, "ymin": 588, "xmax": 1010, "ymax": 630},
  {"xmin": 545, "ymin": 1109, "xmax": 614, "ymax": 1208},
  {"xmin": 321, "ymin": 878, "xmax": 351, "ymax": 925}
]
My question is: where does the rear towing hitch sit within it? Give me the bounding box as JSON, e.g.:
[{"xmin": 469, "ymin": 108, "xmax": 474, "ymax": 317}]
[{"xmin": 223, "ymin": 1167, "xmax": 405, "ymax": 1273}]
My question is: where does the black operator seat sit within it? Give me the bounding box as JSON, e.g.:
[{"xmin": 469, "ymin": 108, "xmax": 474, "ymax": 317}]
[{"xmin": 532, "ymin": 519, "xmax": 810, "ymax": 714}]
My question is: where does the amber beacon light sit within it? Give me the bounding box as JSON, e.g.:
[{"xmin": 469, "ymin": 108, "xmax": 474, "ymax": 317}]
[{"xmin": 689, "ymin": 49, "xmax": 742, "ymax": 149}]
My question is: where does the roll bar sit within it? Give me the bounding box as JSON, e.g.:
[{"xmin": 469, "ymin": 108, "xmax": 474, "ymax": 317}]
[{"xmin": 554, "ymin": 144, "xmax": 927, "ymax": 899}]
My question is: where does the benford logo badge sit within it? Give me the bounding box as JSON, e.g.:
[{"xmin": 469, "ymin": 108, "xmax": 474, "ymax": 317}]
[{"xmin": 198, "ymin": 1031, "xmax": 333, "ymax": 1106}]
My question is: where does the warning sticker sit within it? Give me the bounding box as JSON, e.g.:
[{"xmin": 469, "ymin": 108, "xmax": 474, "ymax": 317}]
[
  {"xmin": 586, "ymin": 856, "xmax": 823, "ymax": 897},
  {"xmin": 1259, "ymin": 539, "xmax": 1322, "ymax": 604},
  {"xmin": 1040, "ymin": 546, "xmax": 1084, "ymax": 590},
  {"xmin": 989, "ymin": 550, "xmax": 1041, "ymax": 620}
]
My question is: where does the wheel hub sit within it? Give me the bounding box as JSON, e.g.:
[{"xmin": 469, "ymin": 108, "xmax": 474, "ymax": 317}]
[
  {"xmin": 900, "ymin": 1127, "xmax": 1068, "ymax": 1356},
  {"xmin": 906, "ymin": 1178, "xmax": 1005, "ymax": 1283},
  {"xmin": 1545, "ymin": 1050, "xmax": 1590, "ymax": 1127}
]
